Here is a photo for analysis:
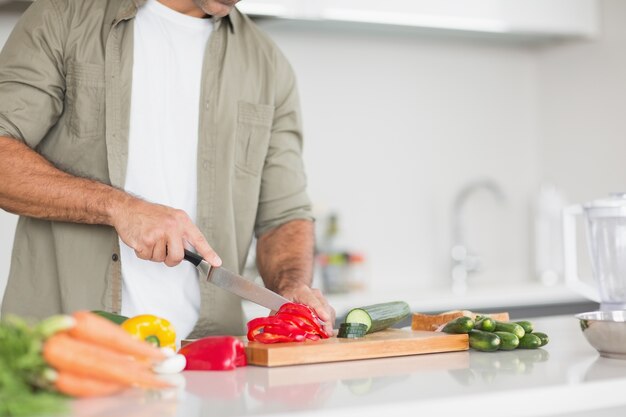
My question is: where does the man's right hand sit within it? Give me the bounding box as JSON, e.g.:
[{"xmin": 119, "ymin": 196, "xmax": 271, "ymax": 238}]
[
  {"xmin": 0, "ymin": 136, "xmax": 220, "ymax": 268},
  {"xmin": 111, "ymin": 197, "xmax": 221, "ymax": 267}
]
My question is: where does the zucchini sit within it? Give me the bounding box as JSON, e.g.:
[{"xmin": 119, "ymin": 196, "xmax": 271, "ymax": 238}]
[
  {"xmin": 514, "ymin": 320, "xmax": 534, "ymax": 334},
  {"xmin": 338, "ymin": 323, "xmax": 368, "ymax": 339},
  {"xmin": 474, "ymin": 317, "xmax": 496, "ymax": 332},
  {"xmin": 533, "ymin": 332, "xmax": 549, "ymax": 347},
  {"xmin": 519, "ymin": 333, "xmax": 542, "ymax": 349},
  {"xmin": 442, "ymin": 316, "xmax": 474, "ymax": 334},
  {"xmin": 494, "ymin": 331, "xmax": 519, "ymax": 350},
  {"xmin": 469, "ymin": 329, "xmax": 501, "ymax": 352},
  {"xmin": 92, "ymin": 310, "xmax": 128, "ymax": 325},
  {"xmin": 345, "ymin": 301, "xmax": 410, "ymax": 334},
  {"xmin": 494, "ymin": 321, "xmax": 525, "ymax": 339}
]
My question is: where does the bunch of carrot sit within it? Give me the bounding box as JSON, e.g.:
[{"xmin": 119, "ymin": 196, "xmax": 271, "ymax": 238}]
[
  {"xmin": 6, "ymin": 310, "xmax": 172, "ymax": 400},
  {"xmin": 38, "ymin": 311, "xmax": 171, "ymax": 398}
]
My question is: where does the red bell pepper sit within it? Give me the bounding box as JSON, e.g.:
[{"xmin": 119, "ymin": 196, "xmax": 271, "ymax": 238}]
[
  {"xmin": 179, "ymin": 336, "xmax": 247, "ymax": 371},
  {"xmin": 246, "ymin": 302, "xmax": 329, "ymax": 344},
  {"xmin": 277, "ymin": 303, "xmax": 329, "ymax": 339}
]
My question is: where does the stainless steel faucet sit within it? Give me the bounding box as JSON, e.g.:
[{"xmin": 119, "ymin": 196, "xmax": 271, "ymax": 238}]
[{"xmin": 451, "ymin": 179, "xmax": 506, "ymax": 293}]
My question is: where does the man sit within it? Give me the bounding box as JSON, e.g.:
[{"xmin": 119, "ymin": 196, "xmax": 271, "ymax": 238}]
[{"xmin": 0, "ymin": 0, "xmax": 335, "ymax": 343}]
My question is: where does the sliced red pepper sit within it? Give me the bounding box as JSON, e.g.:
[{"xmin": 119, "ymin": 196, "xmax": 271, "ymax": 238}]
[
  {"xmin": 254, "ymin": 332, "xmax": 301, "ymax": 344},
  {"xmin": 247, "ymin": 316, "xmax": 284, "ymax": 341},
  {"xmin": 247, "ymin": 302, "xmax": 330, "ymax": 344},
  {"xmin": 274, "ymin": 312, "xmax": 318, "ymax": 334},
  {"xmin": 277, "ymin": 304, "xmax": 329, "ymax": 338},
  {"xmin": 247, "ymin": 318, "xmax": 307, "ymax": 342}
]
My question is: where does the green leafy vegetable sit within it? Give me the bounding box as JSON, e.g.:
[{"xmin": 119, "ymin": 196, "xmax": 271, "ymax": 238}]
[{"xmin": 0, "ymin": 316, "xmax": 68, "ymax": 417}]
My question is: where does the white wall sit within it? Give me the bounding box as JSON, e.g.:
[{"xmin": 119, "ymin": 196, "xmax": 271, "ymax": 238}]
[
  {"xmin": 257, "ymin": 20, "xmax": 541, "ymax": 292},
  {"xmin": 1, "ymin": 1, "xmax": 623, "ymax": 298},
  {"xmin": 538, "ymin": 0, "xmax": 626, "ymax": 203}
]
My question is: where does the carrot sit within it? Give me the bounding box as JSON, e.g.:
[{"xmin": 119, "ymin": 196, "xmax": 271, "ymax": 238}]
[
  {"xmin": 68, "ymin": 311, "xmax": 165, "ymax": 361},
  {"xmin": 52, "ymin": 370, "xmax": 125, "ymax": 397},
  {"xmin": 43, "ymin": 333, "xmax": 170, "ymax": 389}
]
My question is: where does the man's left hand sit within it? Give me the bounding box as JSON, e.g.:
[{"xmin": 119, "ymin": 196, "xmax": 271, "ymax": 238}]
[{"xmin": 280, "ymin": 284, "xmax": 336, "ymax": 336}]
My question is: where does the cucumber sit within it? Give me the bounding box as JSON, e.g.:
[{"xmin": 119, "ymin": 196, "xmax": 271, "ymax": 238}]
[
  {"xmin": 533, "ymin": 332, "xmax": 549, "ymax": 347},
  {"xmin": 442, "ymin": 316, "xmax": 474, "ymax": 334},
  {"xmin": 474, "ymin": 317, "xmax": 496, "ymax": 332},
  {"xmin": 518, "ymin": 333, "xmax": 542, "ymax": 349},
  {"xmin": 345, "ymin": 301, "xmax": 410, "ymax": 334},
  {"xmin": 494, "ymin": 331, "xmax": 519, "ymax": 350},
  {"xmin": 514, "ymin": 320, "xmax": 534, "ymax": 334},
  {"xmin": 338, "ymin": 332, "xmax": 366, "ymax": 339},
  {"xmin": 338, "ymin": 323, "xmax": 368, "ymax": 338},
  {"xmin": 494, "ymin": 321, "xmax": 525, "ymax": 339},
  {"xmin": 92, "ymin": 310, "xmax": 128, "ymax": 325},
  {"xmin": 469, "ymin": 329, "xmax": 501, "ymax": 352}
]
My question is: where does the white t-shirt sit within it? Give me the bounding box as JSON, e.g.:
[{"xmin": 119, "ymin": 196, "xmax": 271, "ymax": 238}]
[{"xmin": 120, "ymin": 0, "xmax": 213, "ymax": 346}]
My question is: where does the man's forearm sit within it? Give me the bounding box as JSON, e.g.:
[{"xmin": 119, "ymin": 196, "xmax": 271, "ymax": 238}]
[
  {"xmin": 0, "ymin": 136, "xmax": 221, "ymax": 266},
  {"xmin": 256, "ymin": 219, "xmax": 335, "ymax": 333},
  {"xmin": 0, "ymin": 136, "xmax": 128, "ymax": 225},
  {"xmin": 256, "ymin": 219, "xmax": 315, "ymax": 294}
]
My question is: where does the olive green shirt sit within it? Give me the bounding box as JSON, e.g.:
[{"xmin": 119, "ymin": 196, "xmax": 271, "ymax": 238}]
[{"xmin": 0, "ymin": 0, "xmax": 312, "ymax": 337}]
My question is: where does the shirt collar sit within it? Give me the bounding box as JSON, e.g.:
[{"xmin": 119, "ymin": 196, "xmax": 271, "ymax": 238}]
[{"xmin": 114, "ymin": 0, "xmax": 235, "ymax": 33}]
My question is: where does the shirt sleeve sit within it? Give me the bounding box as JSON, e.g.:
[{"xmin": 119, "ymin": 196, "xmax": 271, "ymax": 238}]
[
  {"xmin": 254, "ymin": 48, "xmax": 314, "ymax": 237},
  {"xmin": 0, "ymin": 0, "xmax": 66, "ymax": 148}
]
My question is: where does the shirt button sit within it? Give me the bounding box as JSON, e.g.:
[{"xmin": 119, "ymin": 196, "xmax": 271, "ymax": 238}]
[
  {"xmin": 205, "ymin": 102, "xmax": 210, "ymax": 110},
  {"xmin": 203, "ymin": 160, "xmax": 210, "ymax": 170},
  {"xmin": 112, "ymin": 253, "xmax": 119, "ymax": 262}
]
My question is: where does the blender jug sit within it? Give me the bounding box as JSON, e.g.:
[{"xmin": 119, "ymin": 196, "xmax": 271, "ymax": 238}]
[{"xmin": 563, "ymin": 193, "xmax": 626, "ymax": 310}]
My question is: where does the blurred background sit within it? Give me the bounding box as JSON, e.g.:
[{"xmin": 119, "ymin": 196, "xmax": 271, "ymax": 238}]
[{"xmin": 1, "ymin": 0, "xmax": 623, "ymax": 318}]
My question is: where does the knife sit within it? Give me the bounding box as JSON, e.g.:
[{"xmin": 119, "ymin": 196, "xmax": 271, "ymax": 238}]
[{"xmin": 183, "ymin": 249, "xmax": 290, "ymax": 312}]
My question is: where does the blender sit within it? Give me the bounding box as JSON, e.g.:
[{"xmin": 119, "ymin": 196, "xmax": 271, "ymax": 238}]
[{"xmin": 563, "ymin": 193, "xmax": 626, "ymax": 310}]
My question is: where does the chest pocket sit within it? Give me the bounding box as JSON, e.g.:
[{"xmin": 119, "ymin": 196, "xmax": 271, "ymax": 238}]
[
  {"xmin": 65, "ymin": 61, "xmax": 105, "ymax": 140},
  {"xmin": 235, "ymin": 101, "xmax": 274, "ymax": 176}
]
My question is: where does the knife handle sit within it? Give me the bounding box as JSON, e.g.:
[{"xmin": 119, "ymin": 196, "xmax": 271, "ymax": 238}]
[{"xmin": 183, "ymin": 249, "xmax": 203, "ymax": 267}]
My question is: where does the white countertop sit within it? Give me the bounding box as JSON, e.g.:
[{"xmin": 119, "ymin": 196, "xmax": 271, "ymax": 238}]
[
  {"xmin": 243, "ymin": 281, "xmax": 592, "ymax": 321},
  {"xmin": 69, "ymin": 314, "xmax": 626, "ymax": 417}
]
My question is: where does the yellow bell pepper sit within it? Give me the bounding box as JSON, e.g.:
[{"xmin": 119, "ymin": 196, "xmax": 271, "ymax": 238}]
[{"xmin": 121, "ymin": 314, "xmax": 176, "ymax": 350}]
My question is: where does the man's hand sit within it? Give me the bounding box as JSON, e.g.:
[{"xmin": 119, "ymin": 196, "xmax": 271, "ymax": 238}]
[
  {"xmin": 256, "ymin": 219, "xmax": 336, "ymax": 335},
  {"xmin": 110, "ymin": 197, "xmax": 221, "ymax": 267},
  {"xmin": 280, "ymin": 284, "xmax": 336, "ymax": 336},
  {"xmin": 0, "ymin": 136, "xmax": 220, "ymax": 268}
]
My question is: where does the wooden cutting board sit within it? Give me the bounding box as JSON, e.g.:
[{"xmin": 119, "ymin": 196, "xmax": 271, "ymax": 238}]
[{"xmin": 245, "ymin": 329, "xmax": 468, "ymax": 367}]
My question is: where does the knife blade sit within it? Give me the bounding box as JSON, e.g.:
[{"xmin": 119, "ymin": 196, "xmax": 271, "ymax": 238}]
[{"xmin": 183, "ymin": 249, "xmax": 290, "ymax": 312}]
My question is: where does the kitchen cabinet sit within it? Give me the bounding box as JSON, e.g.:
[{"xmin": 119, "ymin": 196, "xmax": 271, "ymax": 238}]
[{"xmin": 238, "ymin": 0, "xmax": 599, "ymax": 39}]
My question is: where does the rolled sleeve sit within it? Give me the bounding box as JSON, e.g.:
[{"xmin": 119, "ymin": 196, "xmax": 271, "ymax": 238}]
[
  {"xmin": 254, "ymin": 51, "xmax": 313, "ymax": 237},
  {"xmin": 0, "ymin": 0, "xmax": 66, "ymax": 147}
]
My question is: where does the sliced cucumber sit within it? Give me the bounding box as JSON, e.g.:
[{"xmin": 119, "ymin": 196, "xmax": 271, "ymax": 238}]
[
  {"xmin": 338, "ymin": 323, "xmax": 368, "ymax": 338},
  {"xmin": 345, "ymin": 301, "xmax": 410, "ymax": 334}
]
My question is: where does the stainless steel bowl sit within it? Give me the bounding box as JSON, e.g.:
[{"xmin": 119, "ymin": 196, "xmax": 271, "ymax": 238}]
[{"xmin": 576, "ymin": 311, "xmax": 626, "ymax": 359}]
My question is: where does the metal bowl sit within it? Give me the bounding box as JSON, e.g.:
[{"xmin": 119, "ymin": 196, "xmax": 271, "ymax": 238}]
[{"xmin": 576, "ymin": 311, "xmax": 626, "ymax": 360}]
